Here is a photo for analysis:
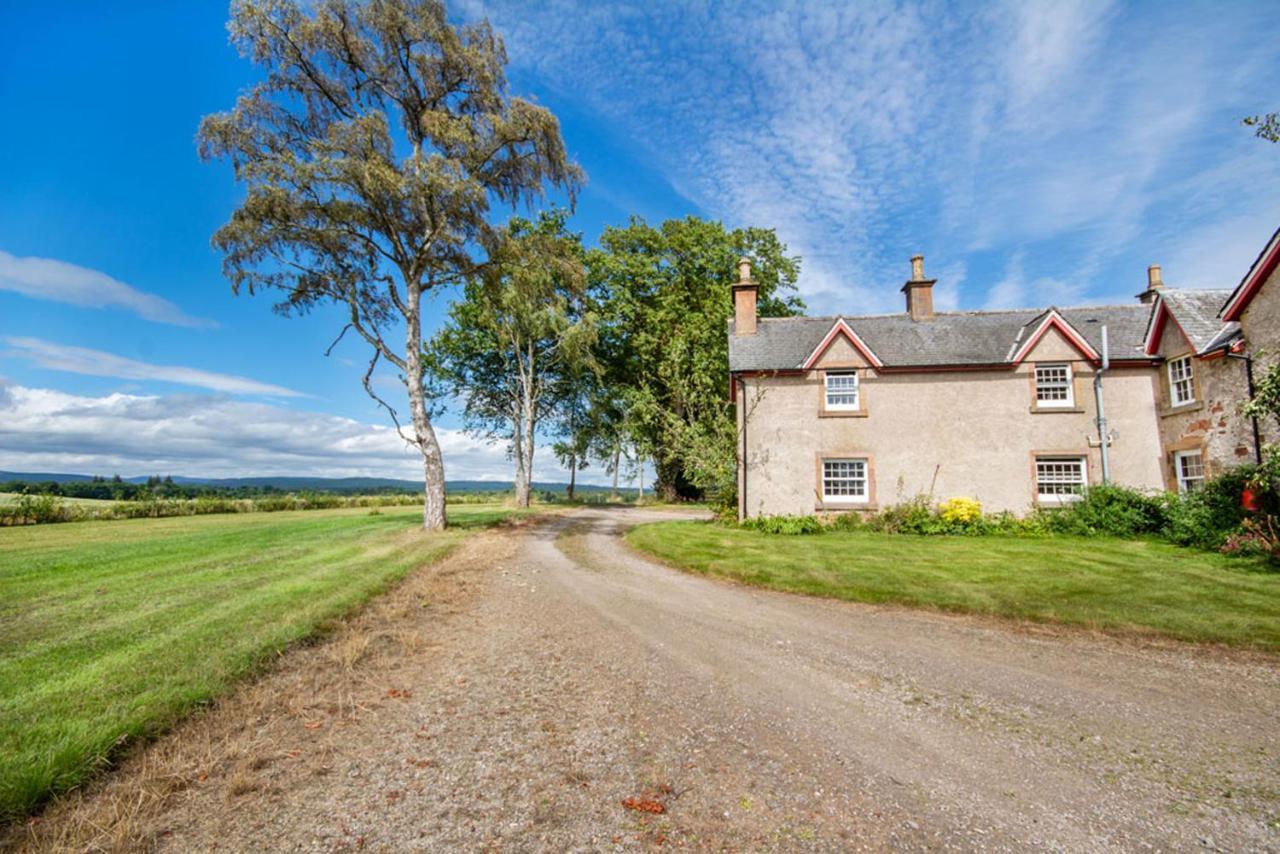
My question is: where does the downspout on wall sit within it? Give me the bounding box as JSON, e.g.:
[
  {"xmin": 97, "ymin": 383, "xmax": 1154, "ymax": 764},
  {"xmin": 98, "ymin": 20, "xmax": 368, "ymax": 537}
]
[
  {"xmin": 738, "ymin": 375, "xmax": 748, "ymax": 521},
  {"xmin": 1228, "ymin": 348, "xmax": 1264, "ymax": 464}
]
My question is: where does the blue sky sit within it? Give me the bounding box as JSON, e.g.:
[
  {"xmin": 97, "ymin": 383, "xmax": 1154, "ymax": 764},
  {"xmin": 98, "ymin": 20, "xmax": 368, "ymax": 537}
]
[{"xmin": 1, "ymin": 0, "xmax": 1278, "ymax": 482}]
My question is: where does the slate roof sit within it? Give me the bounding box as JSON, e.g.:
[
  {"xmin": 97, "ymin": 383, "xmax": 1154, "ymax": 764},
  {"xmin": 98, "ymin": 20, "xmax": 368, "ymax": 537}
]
[
  {"xmin": 728, "ymin": 304, "xmax": 1153, "ymax": 372},
  {"xmin": 1157, "ymin": 289, "xmax": 1241, "ymax": 354}
]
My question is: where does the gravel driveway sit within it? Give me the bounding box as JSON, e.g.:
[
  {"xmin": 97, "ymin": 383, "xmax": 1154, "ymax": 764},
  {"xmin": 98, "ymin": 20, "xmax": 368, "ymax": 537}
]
[{"xmin": 17, "ymin": 508, "xmax": 1280, "ymax": 852}]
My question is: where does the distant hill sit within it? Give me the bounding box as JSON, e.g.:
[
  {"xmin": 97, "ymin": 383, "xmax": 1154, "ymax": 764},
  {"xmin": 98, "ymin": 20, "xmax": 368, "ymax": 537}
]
[{"xmin": 0, "ymin": 471, "xmax": 611, "ymax": 494}]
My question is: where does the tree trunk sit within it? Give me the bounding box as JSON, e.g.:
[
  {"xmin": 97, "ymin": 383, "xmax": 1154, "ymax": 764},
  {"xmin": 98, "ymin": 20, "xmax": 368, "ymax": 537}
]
[
  {"xmin": 655, "ymin": 454, "xmax": 681, "ymax": 503},
  {"xmin": 521, "ymin": 405, "xmax": 536, "ymax": 508},
  {"xmin": 405, "ymin": 286, "xmax": 447, "ymax": 530},
  {"xmin": 512, "ymin": 419, "xmax": 530, "ymax": 509},
  {"xmin": 567, "ymin": 454, "xmax": 577, "ymax": 501},
  {"xmin": 610, "ymin": 447, "xmax": 620, "ymax": 501},
  {"xmin": 636, "ymin": 453, "xmax": 644, "ymax": 502}
]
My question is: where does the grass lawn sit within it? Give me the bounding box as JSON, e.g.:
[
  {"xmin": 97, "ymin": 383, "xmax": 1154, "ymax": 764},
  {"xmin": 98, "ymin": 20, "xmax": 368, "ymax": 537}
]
[
  {"xmin": 626, "ymin": 521, "xmax": 1280, "ymax": 651},
  {"xmin": 0, "ymin": 503, "xmax": 517, "ymax": 821}
]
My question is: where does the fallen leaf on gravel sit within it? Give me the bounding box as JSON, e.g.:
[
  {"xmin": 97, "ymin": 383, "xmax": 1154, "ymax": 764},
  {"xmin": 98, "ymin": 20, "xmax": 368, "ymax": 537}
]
[
  {"xmin": 303, "ymin": 721, "xmax": 323, "ymax": 730},
  {"xmin": 621, "ymin": 797, "xmax": 665, "ymax": 814},
  {"xmin": 385, "ymin": 688, "xmax": 414, "ymax": 699}
]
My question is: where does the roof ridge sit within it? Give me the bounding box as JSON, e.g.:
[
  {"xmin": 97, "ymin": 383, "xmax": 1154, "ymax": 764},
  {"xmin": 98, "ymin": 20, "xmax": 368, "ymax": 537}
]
[{"xmin": 755, "ymin": 303, "xmax": 1147, "ymax": 323}]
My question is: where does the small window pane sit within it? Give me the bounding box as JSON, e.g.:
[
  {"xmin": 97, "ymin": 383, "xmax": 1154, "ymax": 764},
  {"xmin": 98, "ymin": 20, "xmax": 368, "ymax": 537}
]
[
  {"xmin": 1036, "ymin": 457, "xmax": 1085, "ymax": 501},
  {"xmin": 1035, "ymin": 363, "xmax": 1073, "ymax": 407},
  {"xmin": 1169, "ymin": 357, "xmax": 1195, "ymax": 406},
  {"xmin": 823, "ymin": 458, "xmax": 868, "ymax": 501},
  {"xmin": 825, "ymin": 372, "xmax": 859, "ymax": 410}
]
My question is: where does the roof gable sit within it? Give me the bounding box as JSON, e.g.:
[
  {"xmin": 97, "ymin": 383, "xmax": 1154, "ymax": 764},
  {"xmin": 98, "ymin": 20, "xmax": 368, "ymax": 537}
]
[
  {"xmin": 1143, "ymin": 290, "xmax": 1240, "ymax": 356},
  {"xmin": 1007, "ymin": 310, "xmax": 1100, "ymax": 364},
  {"xmin": 800, "ymin": 319, "xmax": 883, "ymax": 370}
]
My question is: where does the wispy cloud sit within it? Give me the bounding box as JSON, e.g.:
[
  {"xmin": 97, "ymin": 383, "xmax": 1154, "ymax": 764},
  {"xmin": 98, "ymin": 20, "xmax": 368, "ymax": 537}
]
[
  {"xmin": 0, "ymin": 250, "xmax": 215, "ymax": 328},
  {"xmin": 984, "ymin": 251, "xmax": 1088, "ymax": 310},
  {"xmin": 465, "ymin": 0, "xmax": 1280, "ymax": 312},
  {"xmin": 2, "ymin": 337, "xmax": 304, "ymax": 398},
  {"xmin": 0, "ymin": 384, "xmax": 617, "ymax": 484}
]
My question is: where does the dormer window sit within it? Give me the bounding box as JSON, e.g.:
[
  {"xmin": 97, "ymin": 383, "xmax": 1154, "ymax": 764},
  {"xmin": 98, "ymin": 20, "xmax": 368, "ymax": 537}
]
[
  {"xmin": 824, "ymin": 371, "xmax": 860, "ymax": 411},
  {"xmin": 1034, "ymin": 363, "xmax": 1074, "ymax": 408}
]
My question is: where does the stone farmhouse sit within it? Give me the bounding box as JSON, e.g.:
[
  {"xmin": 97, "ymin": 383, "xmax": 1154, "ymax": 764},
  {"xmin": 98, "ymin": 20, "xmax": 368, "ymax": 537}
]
[{"xmin": 728, "ymin": 225, "xmax": 1280, "ymax": 519}]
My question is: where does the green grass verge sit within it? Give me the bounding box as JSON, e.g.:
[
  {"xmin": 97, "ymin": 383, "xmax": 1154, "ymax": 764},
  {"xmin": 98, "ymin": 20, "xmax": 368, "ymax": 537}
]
[
  {"xmin": 625, "ymin": 521, "xmax": 1280, "ymax": 651},
  {"xmin": 0, "ymin": 503, "xmax": 517, "ymax": 821}
]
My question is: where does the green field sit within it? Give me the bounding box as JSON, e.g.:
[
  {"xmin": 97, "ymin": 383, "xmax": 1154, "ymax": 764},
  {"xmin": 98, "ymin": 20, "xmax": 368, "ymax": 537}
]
[
  {"xmin": 0, "ymin": 504, "xmax": 516, "ymax": 821},
  {"xmin": 0, "ymin": 492, "xmax": 114, "ymax": 506},
  {"xmin": 627, "ymin": 521, "xmax": 1280, "ymax": 650}
]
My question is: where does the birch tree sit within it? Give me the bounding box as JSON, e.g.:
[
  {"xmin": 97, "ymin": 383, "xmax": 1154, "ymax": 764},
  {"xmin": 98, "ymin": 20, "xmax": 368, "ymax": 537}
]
[
  {"xmin": 429, "ymin": 212, "xmax": 596, "ymax": 507},
  {"xmin": 197, "ymin": 0, "xmax": 581, "ymax": 529}
]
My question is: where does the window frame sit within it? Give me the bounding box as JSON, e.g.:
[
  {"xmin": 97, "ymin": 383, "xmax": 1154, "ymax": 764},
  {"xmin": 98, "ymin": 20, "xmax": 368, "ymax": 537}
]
[
  {"xmin": 820, "ymin": 457, "xmax": 870, "ymax": 504},
  {"xmin": 1033, "ymin": 362, "xmax": 1074, "ymax": 409},
  {"xmin": 1033, "ymin": 455, "xmax": 1087, "ymax": 505},
  {"xmin": 823, "ymin": 371, "xmax": 860, "ymax": 412},
  {"xmin": 1167, "ymin": 355, "xmax": 1195, "ymax": 407},
  {"xmin": 1174, "ymin": 449, "xmax": 1205, "ymax": 493}
]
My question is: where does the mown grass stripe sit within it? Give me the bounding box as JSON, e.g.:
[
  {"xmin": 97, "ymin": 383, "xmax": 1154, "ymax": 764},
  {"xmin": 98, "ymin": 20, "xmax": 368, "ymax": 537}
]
[{"xmin": 0, "ymin": 504, "xmax": 514, "ymax": 821}]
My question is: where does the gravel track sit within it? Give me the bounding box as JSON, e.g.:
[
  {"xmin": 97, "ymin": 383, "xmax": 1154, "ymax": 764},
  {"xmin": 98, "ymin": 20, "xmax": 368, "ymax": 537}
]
[{"xmin": 14, "ymin": 508, "xmax": 1279, "ymax": 852}]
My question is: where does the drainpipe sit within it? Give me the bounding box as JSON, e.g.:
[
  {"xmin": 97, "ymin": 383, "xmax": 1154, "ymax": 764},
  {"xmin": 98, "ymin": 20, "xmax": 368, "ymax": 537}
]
[
  {"xmin": 738, "ymin": 375, "xmax": 748, "ymax": 521},
  {"xmin": 1094, "ymin": 326, "xmax": 1111, "ymax": 484},
  {"xmin": 1227, "ymin": 349, "xmax": 1263, "ymax": 464}
]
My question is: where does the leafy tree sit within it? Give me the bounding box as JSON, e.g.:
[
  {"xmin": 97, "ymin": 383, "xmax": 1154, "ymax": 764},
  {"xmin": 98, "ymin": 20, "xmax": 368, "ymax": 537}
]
[
  {"xmin": 586, "ymin": 216, "xmax": 802, "ymax": 502},
  {"xmin": 428, "ymin": 211, "xmax": 596, "ymax": 507},
  {"xmin": 1244, "ymin": 112, "xmax": 1280, "ymax": 143},
  {"xmin": 198, "ymin": 0, "xmax": 582, "ymax": 529}
]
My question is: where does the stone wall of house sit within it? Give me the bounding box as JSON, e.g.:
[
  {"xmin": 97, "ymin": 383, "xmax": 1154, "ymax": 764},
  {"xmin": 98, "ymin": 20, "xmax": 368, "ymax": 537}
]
[
  {"xmin": 736, "ymin": 327, "xmax": 1165, "ymax": 518},
  {"xmin": 1237, "ymin": 265, "xmax": 1280, "ymax": 449},
  {"xmin": 1151, "ymin": 318, "xmax": 1258, "ymax": 481},
  {"xmin": 1239, "ymin": 265, "xmax": 1280, "ymax": 360}
]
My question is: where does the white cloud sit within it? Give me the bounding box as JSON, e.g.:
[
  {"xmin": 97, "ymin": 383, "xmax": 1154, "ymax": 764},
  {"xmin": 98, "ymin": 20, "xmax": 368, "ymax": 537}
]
[
  {"xmin": 0, "ymin": 384, "xmax": 617, "ymax": 485},
  {"xmin": 2, "ymin": 337, "xmax": 305, "ymax": 398},
  {"xmin": 0, "ymin": 250, "xmax": 215, "ymax": 328},
  {"xmin": 984, "ymin": 251, "xmax": 1088, "ymax": 310},
  {"xmin": 465, "ymin": 0, "xmax": 1280, "ymax": 312}
]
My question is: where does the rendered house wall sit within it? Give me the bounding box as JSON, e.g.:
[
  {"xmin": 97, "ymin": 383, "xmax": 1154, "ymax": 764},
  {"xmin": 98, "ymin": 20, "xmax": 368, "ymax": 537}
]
[{"xmin": 737, "ymin": 327, "xmax": 1165, "ymax": 518}]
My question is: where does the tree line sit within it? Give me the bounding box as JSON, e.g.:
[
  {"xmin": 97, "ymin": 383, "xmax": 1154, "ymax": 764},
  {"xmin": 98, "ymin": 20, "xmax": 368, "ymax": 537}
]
[
  {"xmin": 427, "ymin": 212, "xmax": 802, "ymax": 509},
  {"xmin": 199, "ymin": 0, "xmax": 799, "ymax": 527},
  {"xmin": 0, "ymin": 477, "xmax": 419, "ymax": 502}
]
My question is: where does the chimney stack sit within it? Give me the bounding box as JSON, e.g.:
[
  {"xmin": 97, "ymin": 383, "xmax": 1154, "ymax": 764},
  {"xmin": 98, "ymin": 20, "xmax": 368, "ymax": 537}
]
[
  {"xmin": 732, "ymin": 256, "xmax": 758, "ymax": 336},
  {"xmin": 1137, "ymin": 263, "xmax": 1164, "ymax": 304},
  {"xmin": 901, "ymin": 253, "xmax": 936, "ymax": 321}
]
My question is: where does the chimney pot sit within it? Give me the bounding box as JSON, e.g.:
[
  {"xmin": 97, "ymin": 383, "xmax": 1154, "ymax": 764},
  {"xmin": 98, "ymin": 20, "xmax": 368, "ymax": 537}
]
[
  {"xmin": 737, "ymin": 256, "xmax": 753, "ymax": 285},
  {"xmin": 911, "ymin": 254, "xmax": 924, "ymax": 281},
  {"xmin": 1147, "ymin": 264, "xmax": 1163, "ymax": 289}
]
